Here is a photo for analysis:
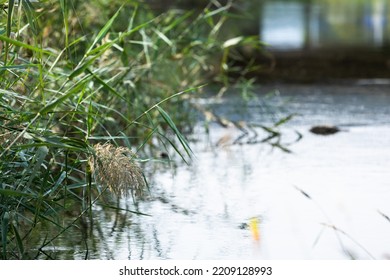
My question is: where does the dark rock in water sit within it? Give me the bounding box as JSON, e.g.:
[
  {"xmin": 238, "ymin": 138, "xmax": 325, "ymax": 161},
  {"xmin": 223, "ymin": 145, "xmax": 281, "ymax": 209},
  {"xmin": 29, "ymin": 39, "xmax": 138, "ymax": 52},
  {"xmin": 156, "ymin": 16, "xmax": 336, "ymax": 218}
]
[{"xmin": 310, "ymin": 125, "xmax": 340, "ymax": 135}]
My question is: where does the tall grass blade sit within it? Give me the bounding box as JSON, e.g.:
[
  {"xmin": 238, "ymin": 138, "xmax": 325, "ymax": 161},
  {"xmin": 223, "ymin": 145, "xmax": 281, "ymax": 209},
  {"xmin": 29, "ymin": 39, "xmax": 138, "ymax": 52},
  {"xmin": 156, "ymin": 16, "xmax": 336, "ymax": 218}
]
[
  {"xmin": 0, "ymin": 88, "xmax": 35, "ymax": 101},
  {"xmin": 69, "ymin": 6, "xmax": 123, "ymax": 79},
  {"xmin": 157, "ymin": 105, "xmax": 193, "ymax": 159},
  {"xmin": 136, "ymin": 127, "xmax": 158, "ymax": 153},
  {"xmin": 60, "ymin": 0, "xmax": 69, "ymax": 50},
  {"xmin": 86, "ymin": 69, "xmax": 125, "ymax": 101},
  {"xmin": 21, "ymin": 0, "xmax": 39, "ymax": 36},
  {"xmin": 0, "ymin": 34, "xmax": 52, "ymax": 55},
  {"xmin": 68, "ymin": 57, "xmax": 95, "ymax": 80},
  {"xmin": 25, "ymin": 145, "xmax": 49, "ymax": 189},
  {"xmin": 85, "ymin": 5, "xmax": 123, "ymax": 55},
  {"xmin": 162, "ymin": 134, "xmax": 189, "ymax": 165},
  {"xmin": 39, "ymin": 88, "xmax": 81, "ymax": 115},
  {"xmin": 6, "ymin": 0, "xmax": 14, "ymax": 37},
  {"xmin": 10, "ymin": 223, "xmax": 24, "ymax": 258},
  {"xmin": 4, "ymin": 0, "xmax": 15, "ymax": 65},
  {"xmin": 203, "ymin": 4, "xmax": 231, "ymax": 26},
  {"xmin": 163, "ymin": 10, "xmax": 193, "ymax": 33},
  {"xmin": 127, "ymin": 4, "xmax": 137, "ymax": 32},
  {"xmin": 153, "ymin": 28, "xmax": 172, "ymax": 47},
  {"xmin": 0, "ymin": 189, "xmax": 35, "ymax": 198},
  {"xmin": 43, "ymin": 171, "xmax": 66, "ymax": 197},
  {"xmin": 126, "ymin": 85, "xmax": 205, "ymax": 132},
  {"xmin": 1, "ymin": 212, "xmax": 10, "ymax": 259},
  {"xmin": 0, "ymin": 63, "xmax": 38, "ymax": 70}
]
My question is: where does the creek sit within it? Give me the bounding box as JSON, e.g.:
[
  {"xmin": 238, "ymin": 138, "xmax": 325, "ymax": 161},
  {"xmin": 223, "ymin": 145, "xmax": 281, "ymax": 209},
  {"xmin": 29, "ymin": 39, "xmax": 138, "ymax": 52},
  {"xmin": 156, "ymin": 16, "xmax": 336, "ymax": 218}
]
[{"xmin": 56, "ymin": 83, "xmax": 390, "ymax": 260}]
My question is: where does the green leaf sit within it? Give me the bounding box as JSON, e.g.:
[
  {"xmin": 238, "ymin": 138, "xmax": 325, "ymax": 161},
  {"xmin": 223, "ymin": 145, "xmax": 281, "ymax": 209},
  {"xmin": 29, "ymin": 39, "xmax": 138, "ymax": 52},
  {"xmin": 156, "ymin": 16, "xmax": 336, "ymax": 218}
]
[
  {"xmin": 86, "ymin": 5, "xmax": 123, "ymax": 55},
  {"xmin": 153, "ymin": 28, "xmax": 173, "ymax": 46},
  {"xmin": 60, "ymin": 0, "xmax": 69, "ymax": 49},
  {"xmin": 0, "ymin": 189, "xmax": 35, "ymax": 197},
  {"xmin": 10, "ymin": 223, "xmax": 24, "ymax": 258},
  {"xmin": 157, "ymin": 106, "xmax": 193, "ymax": 160},
  {"xmin": 129, "ymin": 85, "xmax": 205, "ymax": 128},
  {"xmin": 0, "ymin": 34, "xmax": 52, "ymax": 55},
  {"xmin": 86, "ymin": 69, "xmax": 126, "ymax": 101},
  {"xmin": 67, "ymin": 57, "xmax": 95, "ymax": 80},
  {"xmin": 204, "ymin": 5, "xmax": 230, "ymax": 19},
  {"xmin": 222, "ymin": 36, "xmax": 244, "ymax": 48},
  {"xmin": 43, "ymin": 171, "xmax": 67, "ymax": 197},
  {"xmin": 6, "ymin": 0, "xmax": 14, "ymax": 37},
  {"xmin": 1, "ymin": 212, "xmax": 10, "ymax": 259},
  {"xmin": 0, "ymin": 63, "xmax": 39, "ymax": 70},
  {"xmin": 39, "ymin": 86, "xmax": 83, "ymax": 115},
  {"xmin": 136, "ymin": 127, "xmax": 158, "ymax": 153},
  {"xmin": 25, "ymin": 145, "xmax": 49, "ymax": 189},
  {"xmin": 163, "ymin": 10, "xmax": 193, "ymax": 33},
  {"xmin": 21, "ymin": 0, "xmax": 39, "ymax": 36}
]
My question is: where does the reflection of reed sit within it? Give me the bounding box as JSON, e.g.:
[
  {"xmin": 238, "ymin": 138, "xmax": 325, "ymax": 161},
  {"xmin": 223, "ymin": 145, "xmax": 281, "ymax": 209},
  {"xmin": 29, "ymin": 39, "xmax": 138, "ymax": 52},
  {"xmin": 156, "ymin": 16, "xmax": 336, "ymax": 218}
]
[
  {"xmin": 378, "ymin": 210, "xmax": 390, "ymax": 223},
  {"xmin": 90, "ymin": 200, "xmax": 140, "ymax": 259},
  {"xmin": 294, "ymin": 185, "xmax": 375, "ymax": 259},
  {"xmin": 194, "ymin": 101, "xmax": 298, "ymax": 150}
]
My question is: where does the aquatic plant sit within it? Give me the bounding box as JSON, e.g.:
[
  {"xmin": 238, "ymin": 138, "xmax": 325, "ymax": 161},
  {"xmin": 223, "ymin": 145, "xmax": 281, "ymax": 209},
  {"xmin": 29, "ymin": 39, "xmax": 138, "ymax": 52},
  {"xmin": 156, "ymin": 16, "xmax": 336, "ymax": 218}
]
[
  {"xmin": 0, "ymin": 0, "xmax": 261, "ymax": 259},
  {"xmin": 89, "ymin": 143, "xmax": 145, "ymax": 198}
]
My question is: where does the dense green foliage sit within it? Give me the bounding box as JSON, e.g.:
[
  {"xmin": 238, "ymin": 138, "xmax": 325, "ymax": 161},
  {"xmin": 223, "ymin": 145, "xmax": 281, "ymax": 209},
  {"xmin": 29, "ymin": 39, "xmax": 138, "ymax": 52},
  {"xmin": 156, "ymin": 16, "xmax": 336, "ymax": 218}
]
[{"xmin": 0, "ymin": 0, "xmax": 260, "ymax": 259}]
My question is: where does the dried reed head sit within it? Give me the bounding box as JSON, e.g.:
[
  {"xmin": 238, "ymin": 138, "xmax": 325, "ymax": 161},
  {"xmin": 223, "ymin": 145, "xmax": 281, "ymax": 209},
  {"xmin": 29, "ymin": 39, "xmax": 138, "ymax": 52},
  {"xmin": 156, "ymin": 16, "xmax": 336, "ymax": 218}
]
[{"xmin": 89, "ymin": 143, "xmax": 146, "ymax": 198}]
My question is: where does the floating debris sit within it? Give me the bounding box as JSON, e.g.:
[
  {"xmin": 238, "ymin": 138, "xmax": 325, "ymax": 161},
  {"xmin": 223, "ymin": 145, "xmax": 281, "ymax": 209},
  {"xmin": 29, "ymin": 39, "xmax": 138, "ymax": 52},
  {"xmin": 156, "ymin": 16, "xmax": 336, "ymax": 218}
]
[{"xmin": 309, "ymin": 125, "xmax": 340, "ymax": 135}]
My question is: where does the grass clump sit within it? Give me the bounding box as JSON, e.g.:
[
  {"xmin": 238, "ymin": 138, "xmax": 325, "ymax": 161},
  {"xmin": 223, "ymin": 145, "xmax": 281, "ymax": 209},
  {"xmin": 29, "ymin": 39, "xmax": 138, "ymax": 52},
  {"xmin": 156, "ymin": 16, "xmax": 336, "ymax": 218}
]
[{"xmin": 0, "ymin": 0, "xmax": 261, "ymax": 259}]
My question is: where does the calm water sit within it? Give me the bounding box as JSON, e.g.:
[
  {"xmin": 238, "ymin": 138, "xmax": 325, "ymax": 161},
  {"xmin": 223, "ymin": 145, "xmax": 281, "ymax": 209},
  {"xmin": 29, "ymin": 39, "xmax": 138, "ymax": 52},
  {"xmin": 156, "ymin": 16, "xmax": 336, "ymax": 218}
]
[
  {"xmin": 61, "ymin": 1, "xmax": 390, "ymax": 259},
  {"xmin": 57, "ymin": 83, "xmax": 390, "ymax": 260}
]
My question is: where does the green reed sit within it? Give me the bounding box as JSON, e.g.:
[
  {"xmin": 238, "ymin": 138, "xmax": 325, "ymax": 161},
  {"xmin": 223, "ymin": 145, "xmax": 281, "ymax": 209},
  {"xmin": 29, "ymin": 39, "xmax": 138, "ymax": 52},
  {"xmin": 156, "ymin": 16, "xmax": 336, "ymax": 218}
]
[{"xmin": 0, "ymin": 0, "xmax": 262, "ymax": 259}]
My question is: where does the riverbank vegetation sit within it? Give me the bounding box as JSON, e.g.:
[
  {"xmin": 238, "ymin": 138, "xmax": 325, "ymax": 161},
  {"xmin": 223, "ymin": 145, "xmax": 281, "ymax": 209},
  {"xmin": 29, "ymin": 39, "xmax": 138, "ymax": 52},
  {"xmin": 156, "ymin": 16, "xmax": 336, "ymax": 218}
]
[{"xmin": 0, "ymin": 0, "xmax": 261, "ymax": 259}]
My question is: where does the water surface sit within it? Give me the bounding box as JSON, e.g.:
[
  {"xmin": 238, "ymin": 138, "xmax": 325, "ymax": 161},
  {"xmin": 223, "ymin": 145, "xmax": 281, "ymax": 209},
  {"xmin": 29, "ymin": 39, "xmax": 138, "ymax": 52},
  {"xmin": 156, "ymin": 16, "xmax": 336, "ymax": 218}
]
[{"xmin": 81, "ymin": 83, "xmax": 390, "ymax": 260}]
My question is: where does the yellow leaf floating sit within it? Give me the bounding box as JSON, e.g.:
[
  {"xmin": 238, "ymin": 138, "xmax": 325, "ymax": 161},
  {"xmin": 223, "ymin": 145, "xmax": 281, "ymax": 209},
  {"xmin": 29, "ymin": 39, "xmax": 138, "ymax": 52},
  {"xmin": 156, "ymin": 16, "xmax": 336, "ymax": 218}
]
[{"xmin": 249, "ymin": 217, "xmax": 260, "ymax": 242}]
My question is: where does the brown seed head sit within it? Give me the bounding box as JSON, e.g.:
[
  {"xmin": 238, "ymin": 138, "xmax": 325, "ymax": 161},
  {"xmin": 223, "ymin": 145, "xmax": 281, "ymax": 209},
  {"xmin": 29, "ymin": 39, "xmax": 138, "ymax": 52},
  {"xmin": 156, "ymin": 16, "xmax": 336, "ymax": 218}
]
[{"xmin": 89, "ymin": 143, "xmax": 145, "ymax": 198}]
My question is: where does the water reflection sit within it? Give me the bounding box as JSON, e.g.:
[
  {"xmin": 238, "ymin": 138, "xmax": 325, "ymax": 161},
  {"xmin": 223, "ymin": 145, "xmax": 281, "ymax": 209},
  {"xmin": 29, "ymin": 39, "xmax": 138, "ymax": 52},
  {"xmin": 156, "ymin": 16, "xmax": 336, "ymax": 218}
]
[
  {"xmin": 260, "ymin": 0, "xmax": 390, "ymax": 50},
  {"xmin": 38, "ymin": 84, "xmax": 390, "ymax": 259},
  {"xmin": 140, "ymin": 84, "xmax": 390, "ymax": 260}
]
